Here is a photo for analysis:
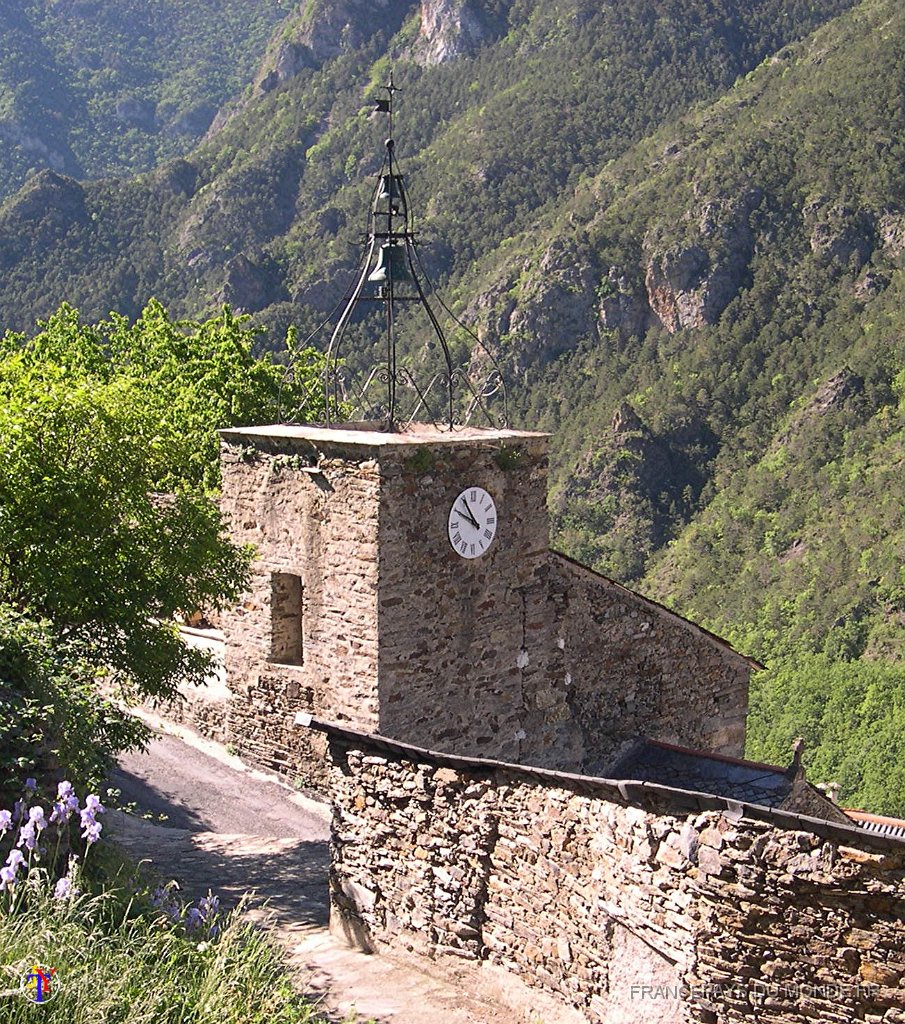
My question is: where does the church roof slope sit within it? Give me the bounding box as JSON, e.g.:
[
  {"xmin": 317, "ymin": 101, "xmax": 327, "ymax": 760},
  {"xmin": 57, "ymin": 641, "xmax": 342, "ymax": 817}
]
[
  {"xmin": 844, "ymin": 810, "xmax": 905, "ymax": 841},
  {"xmin": 608, "ymin": 738, "xmax": 793, "ymax": 807}
]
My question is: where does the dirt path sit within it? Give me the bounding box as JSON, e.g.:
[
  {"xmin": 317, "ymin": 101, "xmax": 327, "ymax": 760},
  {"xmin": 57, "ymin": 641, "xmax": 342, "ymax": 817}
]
[{"xmin": 107, "ymin": 714, "xmax": 582, "ymax": 1024}]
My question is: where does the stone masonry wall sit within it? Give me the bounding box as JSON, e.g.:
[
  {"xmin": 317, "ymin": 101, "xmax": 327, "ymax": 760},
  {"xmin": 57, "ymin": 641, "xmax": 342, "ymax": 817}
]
[
  {"xmin": 217, "ymin": 433, "xmax": 382, "ymax": 782},
  {"xmin": 373, "ymin": 437, "xmax": 751, "ymax": 773},
  {"xmin": 375, "ymin": 436, "xmax": 584, "ymax": 769},
  {"xmin": 550, "ymin": 555, "xmax": 751, "ymax": 763},
  {"xmin": 325, "ymin": 729, "xmax": 905, "ymax": 1024}
]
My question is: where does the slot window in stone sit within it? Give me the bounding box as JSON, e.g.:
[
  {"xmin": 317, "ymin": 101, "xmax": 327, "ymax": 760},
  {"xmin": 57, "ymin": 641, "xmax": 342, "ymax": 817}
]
[{"xmin": 270, "ymin": 572, "xmax": 303, "ymax": 665}]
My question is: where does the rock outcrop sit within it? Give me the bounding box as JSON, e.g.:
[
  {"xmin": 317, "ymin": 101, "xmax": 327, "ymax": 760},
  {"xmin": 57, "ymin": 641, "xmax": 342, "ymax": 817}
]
[
  {"xmin": 257, "ymin": 42, "xmax": 316, "ymax": 94},
  {"xmin": 805, "ymin": 199, "xmax": 874, "ymax": 271},
  {"xmin": 114, "ymin": 96, "xmax": 156, "ymax": 131},
  {"xmin": 0, "ymin": 120, "xmax": 78, "ymax": 177},
  {"xmin": 643, "ymin": 190, "xmax": 762, "ymax": 333},
  {"xmin": 0, "ymin": 169, "xmax": 87, "ymax": 231},
  {"xmin": 878, "ymin": 208, "xmax": 905, "ymax": 258},
  {"xmin": 415, "ymin": 0, "xmax": 505, "ymax": 64},
  {"xmin": 596, "ymin": 265, "xmax": 650, "ymax": 337},
  {"xmin": 295, "ymin": 0, "xmax": 411, "ymax": 64},
  {"xmin": 217, "ymin": 254, "xmax": 287, "ymax": 314},
  {"xmin": 502, "ymin": 238, "xmax": 601, "ymax": 371},
  {"xmin": 152, "ymin": 159, "xmax": 199, "ymax": 200},
  {"xmin": 773, "ymin": 367, "xmax": 866, "ymax": 449}
]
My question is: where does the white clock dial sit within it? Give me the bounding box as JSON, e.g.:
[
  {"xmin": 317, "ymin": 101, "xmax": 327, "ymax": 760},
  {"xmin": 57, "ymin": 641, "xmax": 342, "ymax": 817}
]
[{"xmin": 448, "ymin": 486, "xmax": 497, "ymax": 559}]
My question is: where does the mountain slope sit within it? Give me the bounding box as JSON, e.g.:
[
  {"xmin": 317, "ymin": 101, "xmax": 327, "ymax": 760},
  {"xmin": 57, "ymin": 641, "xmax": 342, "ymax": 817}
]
[
  {"xmin": 0, "ymin": 0, "xmax": 292, "ymax": 200},
  {"xmin": 0, "ymin": 0, "xmax": 855, "ymax": 332}
]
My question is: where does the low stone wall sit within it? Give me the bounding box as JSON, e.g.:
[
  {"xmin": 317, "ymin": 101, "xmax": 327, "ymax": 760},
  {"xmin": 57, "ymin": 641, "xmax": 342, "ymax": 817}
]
[
  {"xmin": 320, "ymin": 723, "xmax": 905, "ymax": 1024},
  {"xmin": 226, "ymin": 666, "xmax": 328, "ymax": 783}
]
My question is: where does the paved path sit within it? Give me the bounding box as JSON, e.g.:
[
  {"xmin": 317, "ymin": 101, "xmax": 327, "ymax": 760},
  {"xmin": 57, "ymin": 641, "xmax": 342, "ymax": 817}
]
[{"xmin": 107, "ymin": 714, "xmax": 582, "ymax": 1024}]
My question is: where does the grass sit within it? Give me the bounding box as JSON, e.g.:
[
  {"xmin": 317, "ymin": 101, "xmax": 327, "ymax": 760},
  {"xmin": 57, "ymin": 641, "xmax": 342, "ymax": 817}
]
[{"xmin": 0, "ymin": 843, "xmax": 324, "ymax": 1022}]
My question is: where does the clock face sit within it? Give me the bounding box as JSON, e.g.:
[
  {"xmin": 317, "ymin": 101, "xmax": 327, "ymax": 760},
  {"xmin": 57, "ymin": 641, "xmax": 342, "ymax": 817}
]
[{"xmin": 448, "ymin": 486, "xmax": 497, "ymax": 559}]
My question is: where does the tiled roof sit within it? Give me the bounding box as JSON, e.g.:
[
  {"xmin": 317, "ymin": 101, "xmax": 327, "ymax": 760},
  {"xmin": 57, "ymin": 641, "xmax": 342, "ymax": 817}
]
[
  {"xmin": 845, "ymin": 810, "xmax": 905, "ymax": 841},
  {"xmin": 607, "ymin": 739, "xmax": 793, "ymax": 808}
]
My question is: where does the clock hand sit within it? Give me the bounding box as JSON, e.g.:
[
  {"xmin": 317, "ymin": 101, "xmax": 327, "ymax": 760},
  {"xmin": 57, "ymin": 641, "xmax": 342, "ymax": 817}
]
[
  {"xmin": 460, "ymin": 497, "xmax": 481, "ymax": 527},
  {"xmin": 457, "ymin": 503, "xmax": 480, "ymax": 529}
]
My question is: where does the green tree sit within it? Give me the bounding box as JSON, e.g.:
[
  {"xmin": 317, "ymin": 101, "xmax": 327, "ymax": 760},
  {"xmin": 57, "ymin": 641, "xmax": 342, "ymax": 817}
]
[
  {"xmin": 747, "ymin": 654, "xmax": 905, "ymax": 816},
  {"xmin": 0, "ymin": 608, "xmax": 146, "ymax": 793},
  {"xmin": 20, "ymin": 300, "xmax": 327, "ymax": 492},
  {"xmin": 0, "ymin": 301, "xmax": 326, "ymax": 705}
]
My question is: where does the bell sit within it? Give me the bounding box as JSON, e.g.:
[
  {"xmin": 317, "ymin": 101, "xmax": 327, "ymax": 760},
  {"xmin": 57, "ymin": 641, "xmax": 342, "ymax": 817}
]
[
  {"xmin": 377, "ymin": 174, "xmax": 404, "ymax": 208},
  {"xmin": 367, "ymin": 243, "xmax": 413, "ymax": 284}
]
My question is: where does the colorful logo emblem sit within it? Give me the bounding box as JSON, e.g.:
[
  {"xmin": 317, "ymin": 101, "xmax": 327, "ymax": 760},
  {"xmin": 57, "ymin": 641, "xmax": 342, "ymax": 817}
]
[{"xmin": 23, "ymin": 965, "xmax": 57, "ymax": 1004}]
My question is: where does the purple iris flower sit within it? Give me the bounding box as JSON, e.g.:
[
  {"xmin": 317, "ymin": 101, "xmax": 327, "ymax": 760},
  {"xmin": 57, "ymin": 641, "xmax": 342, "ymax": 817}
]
[
  {"xmin": 50, "ymin": 793, "xmax": 80, "ymax": 825},
  {"xmin": 28, "ymin": 806, "xmax": 47, "ymax": 831},
  {"xmin": 84, "ymin": 794, "xmax": 105, "ymax": 815},
  {"xmin": 6, "ymin": 849, "xmax": 25, "ymax": 871},
  {"xmin": 184, "ymin": 907, "xmax": 204, "ymax": 933},
  {"xmin": 0, "ymin": 866, "xmax": 16, "ymax": 891},
  {"xmin": 0, "ymin": 810, "xmax": 11, "ymax": 834},
  {"xmin": 199, "ymin": 893, "xmax": 221, "ymax": 919},
  {"xmin": 53, "ymin": 877, "xmax": 73, "ymax": 899},
  {"xmin": 17, "ymin": 821, "xmax": 37, "ymax": 851},
  {"xmin": 80, "ymin": 818, "xmax": 102, "ymax": 845},
  {"xmin": 150, "ymin": 884, "xmax": 183, "ymax": 923},
  {"xmin": 24, "ymin": 779, "xmax": 37, "ymax": 794}
]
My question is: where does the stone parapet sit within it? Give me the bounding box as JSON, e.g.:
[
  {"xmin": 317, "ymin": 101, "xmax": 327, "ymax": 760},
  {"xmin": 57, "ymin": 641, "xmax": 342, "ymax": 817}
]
[{"xmin": 316, "ymin": 721, "xmax": 905, "ymax": 1024}]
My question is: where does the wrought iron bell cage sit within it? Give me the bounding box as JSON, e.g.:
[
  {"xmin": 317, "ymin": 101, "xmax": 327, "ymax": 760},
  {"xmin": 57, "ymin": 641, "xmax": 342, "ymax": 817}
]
[{"xmin": 291, "ymin": 76, "xmax": 509, "ymax": 433}]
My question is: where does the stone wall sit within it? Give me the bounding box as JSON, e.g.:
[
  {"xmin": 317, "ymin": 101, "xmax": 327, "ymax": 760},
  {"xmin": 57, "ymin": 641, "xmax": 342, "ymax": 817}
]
[
  {"xmin": 217, "ymin": 429, "xmax": 382, "ymax": 782},
  {"xmin": 550, "ymin": 555, "xmax": 752, "ymax": 763},
  {"xmin": 322, "ymin": 724, "xmax": 905, "ymax": 1024},
  {"xmin": 375, "ymin": 435, "xmax": 584, "ymax": 769}
]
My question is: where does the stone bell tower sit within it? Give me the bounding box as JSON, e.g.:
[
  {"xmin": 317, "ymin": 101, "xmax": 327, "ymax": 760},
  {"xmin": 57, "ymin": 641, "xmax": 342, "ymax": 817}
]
[
  {"xmin": 211, "ymin": 78, "xmax": 586, "ymax": 782},
  {"xmin": 211, "ymin": 79, "xmax": 753, "ymax": 784},
  {"xmin": 217, "ymin": 422, "xmax": 585, "ymax": 783}
]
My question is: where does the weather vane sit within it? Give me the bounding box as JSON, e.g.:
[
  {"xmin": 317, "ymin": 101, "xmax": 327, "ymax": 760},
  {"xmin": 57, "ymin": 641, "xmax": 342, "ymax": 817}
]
[{"xmin": 283, "ymin": 73, "xmax": 508, "ymax": 432}]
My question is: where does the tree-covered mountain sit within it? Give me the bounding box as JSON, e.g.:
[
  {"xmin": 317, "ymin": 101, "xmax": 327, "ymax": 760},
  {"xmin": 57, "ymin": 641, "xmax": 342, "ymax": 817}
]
[
  {"xmin": 0, "ymin": 0, "xmax": 292, "ymax": 200},
  {"xmin": 2, "ymin": 0, "xmax": 904, "ymax": 809},
  {"xmin": 0, "ymin": 0, "xmax": 855, "ymax": 330}
]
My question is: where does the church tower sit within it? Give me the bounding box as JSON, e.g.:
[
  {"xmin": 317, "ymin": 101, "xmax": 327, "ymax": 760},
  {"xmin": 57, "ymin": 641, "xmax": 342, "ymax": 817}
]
[
  {"xmin": 218, "ymin": 421, "xmax": 585, "ymax": 781},
  {"xmin": 213, "ymin": 79, "xmax": 752, "ymax": 784},
  {"xmin": 216, "ymin": 79, "xmax": 585, "ymax": 778}
]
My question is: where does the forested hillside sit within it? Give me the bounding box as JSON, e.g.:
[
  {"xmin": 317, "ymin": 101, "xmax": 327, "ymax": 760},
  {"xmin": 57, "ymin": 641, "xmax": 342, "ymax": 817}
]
[
  {"xmin": 0, "ymin": 0, "xmax": 291, "ymax": 199},
  {"xmin": 1, "ymin": 0, "xmax": 904, "ymax": 811},
  {"xmin": 0, "ymin": 0, "xmax": 854, "ymax": 330}
]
